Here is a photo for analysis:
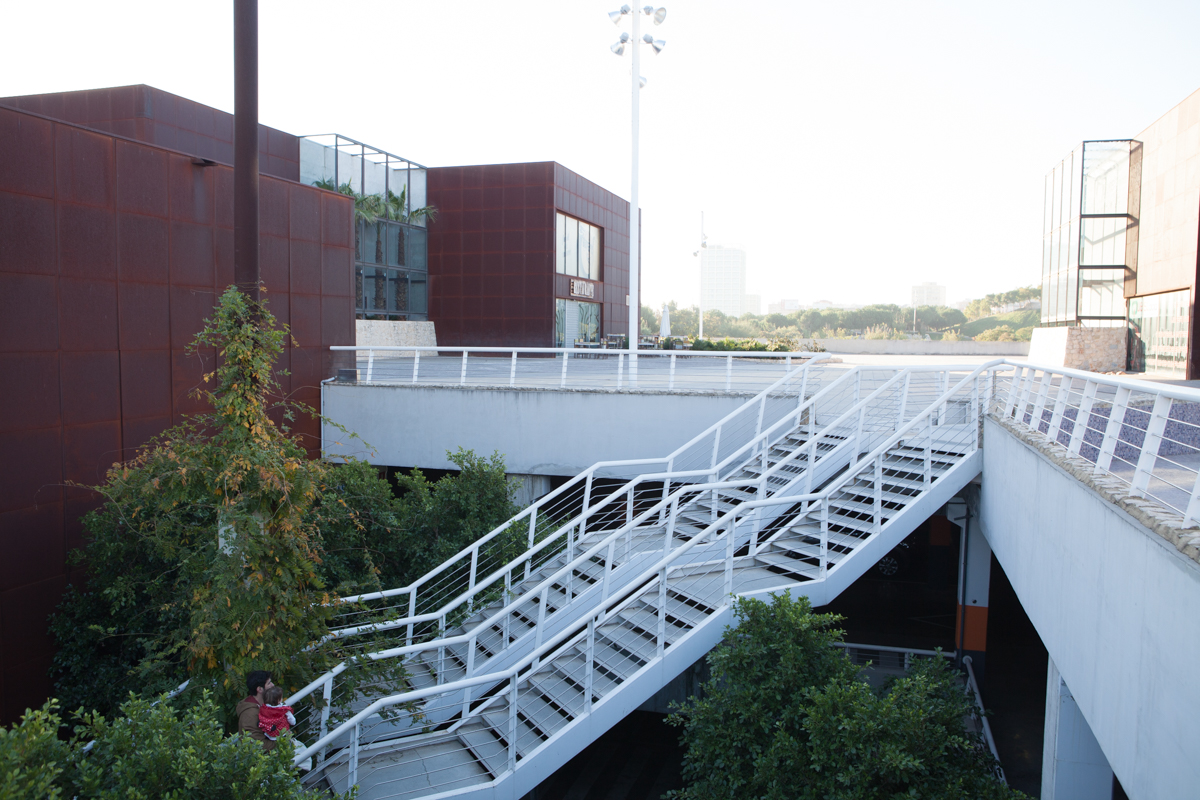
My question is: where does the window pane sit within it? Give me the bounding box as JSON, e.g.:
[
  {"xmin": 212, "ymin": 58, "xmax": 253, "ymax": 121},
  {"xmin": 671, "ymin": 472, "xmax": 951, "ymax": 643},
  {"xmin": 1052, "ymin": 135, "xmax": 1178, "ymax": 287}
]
[
  {"xmin": 393, "ymin": 270, "xmax": 409, "ymax": 312},
  {"xmin": 1128, "ymin": 289, "xmax": 1189, "ymax": 376},
  {"xmin": 363, "ymin": 222, "xmax": 384, "ymax": 265},
  {"xmin": 1078, "ymin": 269, "xmax": 1123, "ymax": 318},
  {"xmin": 355, "ymin": 266, "xmax": 365, "ymax": 311},
  {"xmin": 1080, "ymin": 217, "xmax": 1128, "ymax": 266},
  {"xmin": 406, "ymin": 227, "xmax": 427, "ymax": 272},
  {"xmin": 565, "ymin": 218, "xmax": 579, "ymax": 277},
  {"xmin": 555, "ymin": 298, "xmax": 566, "ymax": 347},
  {"xmin": 409, "ymin": 273, "xmax": 427, "ymax": 313},
  {"xmin": 387, "ymin": 223, "xmax": 405, "ymax": 267},
  {"xmin": 590, "ymin": 224, "xmax": 602, "ymax": 280},
  {"xmin": 578, "ymin": 223, "xmax": 591, "ymax": 281},
  {"xmin": 555, "ymin": 213, "xmax": 566, "ymax": 274},
  {"xmin": 1082, "ymin": 141, "xmax": 1131, "ymax": 216}
]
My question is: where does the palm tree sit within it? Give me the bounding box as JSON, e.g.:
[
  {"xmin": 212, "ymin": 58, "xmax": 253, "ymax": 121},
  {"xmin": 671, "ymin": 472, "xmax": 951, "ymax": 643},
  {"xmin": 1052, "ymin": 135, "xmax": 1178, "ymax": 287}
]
[{"xmin": 384, "ymin": 186, "xmax": 438, "ymax": 226}]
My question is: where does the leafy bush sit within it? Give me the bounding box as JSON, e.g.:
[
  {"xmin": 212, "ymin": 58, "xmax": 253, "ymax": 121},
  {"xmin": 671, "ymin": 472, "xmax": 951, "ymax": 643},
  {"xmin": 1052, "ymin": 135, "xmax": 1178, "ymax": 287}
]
[
  {"xmin": 0, "ymin": 694, "xmax": 344, "ymax": 800},
  {"xmin": 691, "ymin": 338, "xmax": 769, "ymax": 352},
  {"xmin": 667, "ymin": 593, "xmax": 1026, "ymax": 800}
]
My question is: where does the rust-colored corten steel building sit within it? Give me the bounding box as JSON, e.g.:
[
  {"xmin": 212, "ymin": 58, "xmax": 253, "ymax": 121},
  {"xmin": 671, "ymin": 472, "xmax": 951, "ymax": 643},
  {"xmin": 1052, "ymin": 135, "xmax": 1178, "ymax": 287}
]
[
  {"xmin": 0, "ymin": 87, "xmax": 356, "ymax": 721},
  {"xmin": 425, "ymin": 162, "xmax": 637, "ymax": 347}
]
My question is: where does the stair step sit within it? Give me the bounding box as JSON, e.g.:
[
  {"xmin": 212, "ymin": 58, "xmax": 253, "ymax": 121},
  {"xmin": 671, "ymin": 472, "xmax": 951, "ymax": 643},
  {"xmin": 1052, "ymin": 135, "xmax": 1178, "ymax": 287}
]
[
  {"xmin": 754, "ymin": 551, "xmax": 820, "ymax": 580},
  {"xmin": 457, "ymin": 720, "xmax": 510, "ymax": 778}
]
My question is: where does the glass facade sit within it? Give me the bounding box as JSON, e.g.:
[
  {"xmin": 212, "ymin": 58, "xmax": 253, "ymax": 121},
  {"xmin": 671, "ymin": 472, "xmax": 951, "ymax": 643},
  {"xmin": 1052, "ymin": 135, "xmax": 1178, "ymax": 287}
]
[
  {"xmin": 1041, "ymin": 141, "xmax": 1137, "ymax": 328},
  {"xmin": 355, "ymin": 218, "xmax": 428, "ymax": 320},
  {"xmin": 556, "ymin": 212, "xmax": 601, "ymax": 281},
  {"xmin": 555, "ymin": 298, "xmax": 601, "ymax": 348},
  {"xmin": 1128, "ymin": 290, "xmax": 1190, "ymax": 377}
]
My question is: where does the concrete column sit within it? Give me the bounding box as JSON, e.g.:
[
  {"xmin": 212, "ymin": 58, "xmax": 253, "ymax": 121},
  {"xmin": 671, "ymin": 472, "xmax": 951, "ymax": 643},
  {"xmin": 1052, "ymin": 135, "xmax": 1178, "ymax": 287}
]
[
  {"xmin": 948, "ymin": 498, "xmax": 990, "ymax": 675},
  {"xmin": 510, "ymin": 473, "xmax": 553, "ymax": 509},
  {"xmin": 1042, "ymin": 657, "xmax": 1114, "ymax": 800}
]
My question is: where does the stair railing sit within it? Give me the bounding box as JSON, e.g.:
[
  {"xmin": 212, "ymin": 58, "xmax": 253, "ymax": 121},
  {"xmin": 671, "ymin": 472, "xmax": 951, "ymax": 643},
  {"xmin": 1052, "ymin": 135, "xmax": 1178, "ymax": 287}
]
[{"xmin": 287, "ymin": 365, "xmax": 997, "ymax": 763}]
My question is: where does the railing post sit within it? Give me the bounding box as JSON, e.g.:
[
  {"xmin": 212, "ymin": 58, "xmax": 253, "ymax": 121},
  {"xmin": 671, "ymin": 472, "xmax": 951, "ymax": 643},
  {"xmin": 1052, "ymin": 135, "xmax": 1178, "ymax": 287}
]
[
  {"xmin": 657, "ymin": 568, "xmax": 667, "ymax": 657},
  {"xmin": 971, "ymin": 375, "xmax": 981, "ymax": 451},
  {"xmin": 467, "ymin": 547, "xmax": 479, "ymax": 613},
  {"xmin": 534, "ymin": 586, "xmax": 548, "ymax": 655},
  {"xmin": 1003, "ymin": 365, "xmax": 1025, "ymax": 418},
  {"xmin": 1095, "ymin": 386, "xmax": 1132, "ymax": 474},
  {"xmin": 411, "ymin": 350, "xmax": 420, "ymax": 383},
  {"xmin": 896, "ymin": 371, "xmax": 911, "ymax": 431},
  {"xmin": 437, "ymin": 616, "xmax": 446, "ymax": 684},
  {"xmin": 820, "ymin": 503, "xmax": 829, "ymax": 579},
  {"xmin": 366, "ymin": 349, "xmax": 375, "ymax": 382},
  {"xmin": 509, "ymin": 350, "xmax": 517, "ymax": 386},
  {"xmin": 1131, "ymin": 394, "xmax": 1171, "ymax": 497},
  {"xmin": 725, "ymin": 354, "xmax": 733, "ymax": 392},
  {"xmin": 1068, "ymin": 381, "xmax": 1099, "ymax": 456},
  {"xmin": 602, "ymin": 540, "xmax": 616, "ymax": 601},
  {"xmin": 665, "ymin": 497, "xmax": 679, "ymax": 555},
  {"xmin": 1047, "ymin": 375, "xmax": 1071, "ymax": 446},
  {"xmin": 584, "ymin": 617, "xmax": 596, "ymax": 711},
  {"xmin": 617, "ymin": 352, "xmax": 624, "ymax": 390},
  {"xmin": 560, "ymin": 350, "xmax": 569, "ymax": 388},
  {"xmin": 1015, "ymin": 368, "xmax": 1036, "ymax": 425},
  {"xmin": 317, "ymin": 676, "xmax": 333, "ymax": 767},
  {"xmin": 406, "ymin": 590, "xmax": 416, "ymax": 647},
  {"xmin": 710, "ymin": 425, "xmax": 722, "ymax": 469},
  {"xmin": 874, "ymin": 454, "xmax": 883, "ymax": 532},
  {"xmin": 526, "ymin": 508, "xmax": 537, "ymax": 580},
  {"xmin": 348, "ymin": 721, "xmax": 359, "ymax": 787},
  {"xmin": 923, "ymin": 415, "xmax": 933, "ymax": 490},
  {"xmin": 462, "ymin": 635, "xmax": 476, "ymax": 717},
  {"xmin": 669, "ymin": 353, "xmax": 676, "ymax": 390},
  {"xmin": 460, "ymin": 350, "xmax": 468, "ymax": 385},
  {"xmin": 502, "ymin": 570, "xmax": 512, "ymax": 644},
  {"xmin": 566, "ymin": 526, "xmax": 575, "ymax": 602},
  {"xmin": 755, "ymin": 393, "xmax": 766, "ymax": 437},
  {"xmin": 1030, "ymin": 371, "xmax": 1054, "ymax": 433},
  {"xmin": 724, "ymin": 514, "xmax": 735, "ymax": 597},
  {"xmin": 508, "ymin": 674, "xmax": 519, "ymax": 772}
]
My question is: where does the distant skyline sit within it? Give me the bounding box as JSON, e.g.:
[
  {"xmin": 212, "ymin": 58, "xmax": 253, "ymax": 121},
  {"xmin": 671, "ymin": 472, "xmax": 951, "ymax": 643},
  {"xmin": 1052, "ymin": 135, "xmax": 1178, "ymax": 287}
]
[{"xmin": 4, "ymin": 0, "xmax": 1198, "ymax": 310}]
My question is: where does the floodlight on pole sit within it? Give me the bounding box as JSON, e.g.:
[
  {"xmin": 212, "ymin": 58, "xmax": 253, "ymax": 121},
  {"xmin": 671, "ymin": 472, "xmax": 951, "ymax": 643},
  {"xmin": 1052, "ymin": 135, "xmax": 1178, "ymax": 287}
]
[{"xmin": 609, "ymin": 4, "xmax": 667, "ymax": 385}]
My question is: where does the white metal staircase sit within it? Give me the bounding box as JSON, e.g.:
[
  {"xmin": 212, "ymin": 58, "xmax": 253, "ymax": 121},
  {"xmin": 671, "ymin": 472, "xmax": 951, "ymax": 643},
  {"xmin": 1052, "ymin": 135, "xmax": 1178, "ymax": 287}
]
[{"xmin": 290, "ymin": 361, "xmax": 997, "ymax": 799}]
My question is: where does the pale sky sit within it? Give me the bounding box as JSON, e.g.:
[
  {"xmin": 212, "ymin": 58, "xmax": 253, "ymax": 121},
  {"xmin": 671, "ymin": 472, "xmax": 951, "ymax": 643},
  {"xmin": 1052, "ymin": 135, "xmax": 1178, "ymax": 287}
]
[{"xmin": 4, "ymin": 0, "xmax": 1199, "ymax": 309}]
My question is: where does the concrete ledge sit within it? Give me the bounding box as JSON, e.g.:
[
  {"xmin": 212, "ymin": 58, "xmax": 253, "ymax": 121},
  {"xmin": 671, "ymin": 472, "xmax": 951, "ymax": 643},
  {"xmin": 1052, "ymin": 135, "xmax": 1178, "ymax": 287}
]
[
  {"xmin": 815, "ymin": 339, "xmax": 1029, "ymax": 356},
  {"xmin": 989, "ymin": 412, "xmax": 1200, "ymax": 566}
]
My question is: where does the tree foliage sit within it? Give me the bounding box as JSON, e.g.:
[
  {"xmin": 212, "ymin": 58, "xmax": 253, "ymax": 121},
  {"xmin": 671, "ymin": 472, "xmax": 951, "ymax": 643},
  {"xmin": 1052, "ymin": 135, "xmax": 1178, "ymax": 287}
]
[
  {"xmin": 49, "ymin": 288, "xmax": 516, "ymax": 721},
  {"xmin": 667, "ymin": 593, "xmax": 1026, "ymax": 800},
  {"xmin": 0, "ymin": 694, "xmax": 345, "ymax": 800}
]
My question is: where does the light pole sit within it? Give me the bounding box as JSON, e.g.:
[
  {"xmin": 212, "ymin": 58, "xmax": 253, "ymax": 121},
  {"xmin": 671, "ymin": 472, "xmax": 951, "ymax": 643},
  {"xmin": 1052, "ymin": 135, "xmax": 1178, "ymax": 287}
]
[
  {"xmin": 692, "ymin": 211, "xmax": 707, "ymax": 340},
  {"xmin": 610, "ymin": 4, "xmax": 666, "ymax": 381}
]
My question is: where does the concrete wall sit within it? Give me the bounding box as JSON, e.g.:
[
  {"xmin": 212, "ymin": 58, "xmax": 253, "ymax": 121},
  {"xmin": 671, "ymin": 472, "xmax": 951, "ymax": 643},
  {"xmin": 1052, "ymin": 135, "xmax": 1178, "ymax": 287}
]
[
  {"xmin": 815, "ymin": 339, "xmax": 1029, "ymax": 356},
  {"xmin": 322, "ymin": 384, "xmax": 748, "ymax": 474},
  {"xmin": 355, "ymin": 320, "xmax": 437, "ymax": 356},
  {"xmin": 1027, "ymin": 327, "xmax": 1127, "ymax": 372},
  {"xmin": 980, "ymin": 417, "xmax": 1200, "ymax": 798}
]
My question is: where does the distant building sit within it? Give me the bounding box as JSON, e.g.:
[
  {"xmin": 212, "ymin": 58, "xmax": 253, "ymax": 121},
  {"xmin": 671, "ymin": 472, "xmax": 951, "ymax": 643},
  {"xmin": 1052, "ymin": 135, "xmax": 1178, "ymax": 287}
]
[
  {"xmin": 700, "ymin": 245, "xmax": 746, "ymax": 317},
  {"xmin": 768, "ymin": 299, "xmax": 800, "ymax": 315},
  {"xmin": 912, "ymin": 282, "xmax": 947, "ymax": 307},
  {"xmin": 743, "ymin": 294, "xmax": 761, "ymax": 315}
]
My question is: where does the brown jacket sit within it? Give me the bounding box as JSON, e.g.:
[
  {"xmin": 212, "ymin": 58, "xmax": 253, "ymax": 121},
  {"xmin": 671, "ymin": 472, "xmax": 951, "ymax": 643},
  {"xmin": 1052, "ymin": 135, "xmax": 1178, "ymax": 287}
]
[{"xmin": 235, "ymin": 696, "xmax": 277, "ymax": 752}]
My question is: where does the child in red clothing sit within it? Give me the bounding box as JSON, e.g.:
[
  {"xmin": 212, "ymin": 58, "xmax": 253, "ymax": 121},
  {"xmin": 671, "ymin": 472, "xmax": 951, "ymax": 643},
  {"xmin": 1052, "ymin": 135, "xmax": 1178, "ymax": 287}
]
[{"xmin": 257, "ymin": 686, "xmax": 296, "ymax": 741}]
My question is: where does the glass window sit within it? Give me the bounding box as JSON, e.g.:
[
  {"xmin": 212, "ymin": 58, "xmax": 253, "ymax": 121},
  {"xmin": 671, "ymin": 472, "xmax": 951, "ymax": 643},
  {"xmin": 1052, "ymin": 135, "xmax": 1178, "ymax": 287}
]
[
  {"xmin": 564, "ymin": 217, "xmax": 578, "ymax": 277},
  {"xmin": 555, "ymin": 212, "xmax": 602, "ymax": 281},
  {"xmin": 555, "ymin": 214, "xmax": 566, "ymax": 274},
  {"xmin": 1077, "ymin": 269, "xmax": 1124, "ymax": 319},
  {"xmin": 554, "ymin": 298, "xmax": 601, "ymax": 347},
  {"xmin": 1082, "ymin": 141, "xmax": 1131, "ymax": 216},
  {"xmin": 1080, "ymin": 217, "xmax": 1128, "ymax": 266},
  {"xmin": 354, "ymin": 219, "xmax": 428, "ymax": 321},
  {"xmin": 1128, "ymin": 290, "xmax": 1190, "ymax": 376}
]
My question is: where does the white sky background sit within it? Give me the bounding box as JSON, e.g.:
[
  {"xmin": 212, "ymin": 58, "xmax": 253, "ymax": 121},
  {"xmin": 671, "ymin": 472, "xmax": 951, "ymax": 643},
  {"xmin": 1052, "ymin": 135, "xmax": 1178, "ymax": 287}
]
[{"xmin": 3, "ymin": 0, "xmax": 1199, "ymax": 309}]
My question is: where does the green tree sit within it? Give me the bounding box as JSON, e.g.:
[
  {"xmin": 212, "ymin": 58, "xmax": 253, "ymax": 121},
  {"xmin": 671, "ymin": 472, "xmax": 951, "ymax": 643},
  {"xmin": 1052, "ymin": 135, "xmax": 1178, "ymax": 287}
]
[
  {"xmin": 49, "ymin": 288, "xmax": 390, "ymax": 717},
  {"xmin": 667, "ymin": 593, "xmax": 1025, "ymax": 800},
  {"xmin": 0, "ymin": 694, "xmax": 344, "ymax": 800}
]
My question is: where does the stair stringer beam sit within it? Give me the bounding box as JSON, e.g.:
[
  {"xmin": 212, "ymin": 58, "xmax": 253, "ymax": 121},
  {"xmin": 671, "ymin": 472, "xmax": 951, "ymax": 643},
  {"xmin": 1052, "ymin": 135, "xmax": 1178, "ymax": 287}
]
[{"xmin": 420, "ymin": 450, "xmax": 984, "ymax": 800}]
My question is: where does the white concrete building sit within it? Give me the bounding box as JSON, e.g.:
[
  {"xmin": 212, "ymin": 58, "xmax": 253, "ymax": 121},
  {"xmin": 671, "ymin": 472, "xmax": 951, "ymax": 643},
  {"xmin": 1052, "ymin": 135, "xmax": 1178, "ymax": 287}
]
[{"xmin": 701, "ymin": 245, "xmax": 747, "ymax": 317}]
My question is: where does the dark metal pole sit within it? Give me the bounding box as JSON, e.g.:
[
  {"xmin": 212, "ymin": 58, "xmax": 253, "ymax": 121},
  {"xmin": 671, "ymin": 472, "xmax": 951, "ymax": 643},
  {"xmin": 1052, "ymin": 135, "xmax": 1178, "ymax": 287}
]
[{"xmin": 234, "ymin": 0, "xmax": 260, "ymax": 300}]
